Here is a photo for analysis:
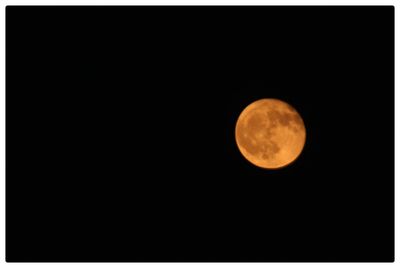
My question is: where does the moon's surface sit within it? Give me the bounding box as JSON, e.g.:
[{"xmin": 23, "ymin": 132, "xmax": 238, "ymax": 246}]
[{"xmin": 235, "ymin": 98, "xmax": 306, "ymax": 169}]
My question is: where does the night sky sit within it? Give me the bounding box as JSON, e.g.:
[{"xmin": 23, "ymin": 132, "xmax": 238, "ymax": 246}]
[{"xmin": 6, "ymin": 6, "xmax": 394, "ymax": 262}]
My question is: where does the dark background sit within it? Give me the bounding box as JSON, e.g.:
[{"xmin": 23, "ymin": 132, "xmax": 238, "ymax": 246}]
[{"xmin": 6, "ymin": 6, "xmax": 394, "ymax": 262}]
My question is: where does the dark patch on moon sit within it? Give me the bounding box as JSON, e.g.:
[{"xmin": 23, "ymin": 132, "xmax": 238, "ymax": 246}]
[
  {"xmin": 267, "ymin": 108, "xmax": 303, "ymax": 133},
  {"xmin": 260, "ymin": 141, "xmax": 280, "ymax": 160}
]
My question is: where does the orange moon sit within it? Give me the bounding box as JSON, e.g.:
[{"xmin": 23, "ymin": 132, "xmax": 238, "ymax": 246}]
[{"xmin": 235, "ymin": 98, "xmax": 306, "ymax": 169}]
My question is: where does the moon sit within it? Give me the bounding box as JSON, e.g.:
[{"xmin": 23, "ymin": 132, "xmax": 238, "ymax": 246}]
[{"xmin": 235, "ymin": 98, "xmax": 306, "ymax": 169}]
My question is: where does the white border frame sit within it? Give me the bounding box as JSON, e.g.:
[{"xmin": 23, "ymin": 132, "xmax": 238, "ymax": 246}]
[{"xmin": 0, "ymin": 1, "xmax": 397, "ymax": 267}]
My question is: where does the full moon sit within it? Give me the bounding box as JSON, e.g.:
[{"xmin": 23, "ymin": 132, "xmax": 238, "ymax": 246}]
[{"xmin": 235, "ymin": 98, "xmax": 306, "ymax": 169}]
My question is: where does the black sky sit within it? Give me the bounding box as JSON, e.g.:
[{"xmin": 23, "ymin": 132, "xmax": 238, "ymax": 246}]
[{"xmin": 6, "ymin": 6, "xmax": 394, "ymax": 262}]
